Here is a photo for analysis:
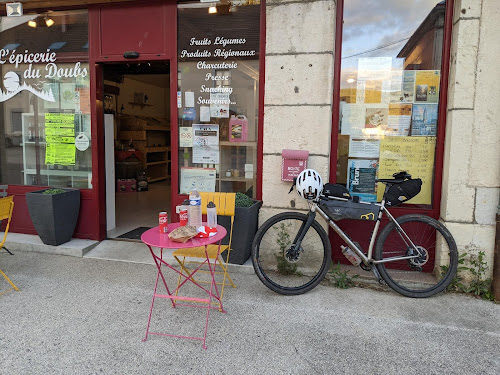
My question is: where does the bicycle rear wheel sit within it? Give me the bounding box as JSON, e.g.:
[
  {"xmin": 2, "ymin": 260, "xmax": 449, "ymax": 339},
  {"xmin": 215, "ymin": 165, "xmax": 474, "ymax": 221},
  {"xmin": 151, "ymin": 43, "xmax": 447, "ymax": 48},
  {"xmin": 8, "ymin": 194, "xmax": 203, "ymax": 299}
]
[
  {"xmin": 251, "ymin": 212, "xmax": 331, "ymax": 295},
  {"xmin": 374, "ymin": 214, "xmax": 458, "ymax": 298}
]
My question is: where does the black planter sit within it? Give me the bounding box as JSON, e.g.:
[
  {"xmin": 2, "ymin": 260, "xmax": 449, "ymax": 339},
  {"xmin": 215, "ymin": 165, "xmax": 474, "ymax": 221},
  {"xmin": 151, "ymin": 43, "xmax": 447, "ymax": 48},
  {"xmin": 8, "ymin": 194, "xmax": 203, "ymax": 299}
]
[
  {"xmin": 219, "ymin": 200, "xmax": 262, "ymax": 265},
  {"xmin": 26, "ymin": 188, "xmax": 80, "ymax": 246}
]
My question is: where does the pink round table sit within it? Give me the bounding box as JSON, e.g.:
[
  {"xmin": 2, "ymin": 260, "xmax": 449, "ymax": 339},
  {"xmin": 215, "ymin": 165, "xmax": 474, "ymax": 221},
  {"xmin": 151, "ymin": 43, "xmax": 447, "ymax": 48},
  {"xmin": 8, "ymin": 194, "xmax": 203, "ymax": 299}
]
[{"xmin": 141, "ymin": 223, "xmax": 227, "ymax": 349}]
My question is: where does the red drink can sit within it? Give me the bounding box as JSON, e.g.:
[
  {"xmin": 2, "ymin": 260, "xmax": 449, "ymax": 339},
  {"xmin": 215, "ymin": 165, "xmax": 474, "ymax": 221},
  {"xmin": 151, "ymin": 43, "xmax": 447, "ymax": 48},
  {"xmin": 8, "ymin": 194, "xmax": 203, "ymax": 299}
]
[
  {"xmin": 159, "ymin": 212, "xmax": 168, "ymax": 233},
  {"xmin": 179, "ymin": 209, "xmax": 188, "ymax": 226}
]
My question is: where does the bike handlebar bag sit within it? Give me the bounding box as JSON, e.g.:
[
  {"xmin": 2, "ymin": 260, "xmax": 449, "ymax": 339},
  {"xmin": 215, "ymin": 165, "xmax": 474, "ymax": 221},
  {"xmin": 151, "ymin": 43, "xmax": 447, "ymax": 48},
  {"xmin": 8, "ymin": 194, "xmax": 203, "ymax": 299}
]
[
  {"xmin": 322, "ymin": 183, "xmax": 351, "ymax": 199},
  {"xmin": 319, "ymin": 198, "xmax": 380, "ymax": 221},
  {"xmin": 385, "ymin": 178, "xmax": 422, "ymax": 207}
]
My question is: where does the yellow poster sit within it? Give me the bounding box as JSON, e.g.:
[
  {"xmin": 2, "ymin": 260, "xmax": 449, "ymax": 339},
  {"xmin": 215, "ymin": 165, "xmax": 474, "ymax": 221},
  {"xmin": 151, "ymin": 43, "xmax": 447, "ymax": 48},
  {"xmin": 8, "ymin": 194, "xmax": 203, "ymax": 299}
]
[
  {"xmin": 377, "ymin": 136, "xmax": 436, "ymax": 205},
  {"xmin": 45, "ymin": 113, "xmax": 76, "ymax": 166},
  {"xmin": 414, "ymin": 70, "xmax": 440, "ymax": 103}
]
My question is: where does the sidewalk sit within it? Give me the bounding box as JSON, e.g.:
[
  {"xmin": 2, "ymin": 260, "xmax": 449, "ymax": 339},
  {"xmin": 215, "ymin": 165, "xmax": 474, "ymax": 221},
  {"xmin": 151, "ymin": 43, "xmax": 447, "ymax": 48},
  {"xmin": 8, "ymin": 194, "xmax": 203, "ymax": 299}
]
[{"xmin": 1, "ymin": 249, "xmax": 499, "ymax": 375}]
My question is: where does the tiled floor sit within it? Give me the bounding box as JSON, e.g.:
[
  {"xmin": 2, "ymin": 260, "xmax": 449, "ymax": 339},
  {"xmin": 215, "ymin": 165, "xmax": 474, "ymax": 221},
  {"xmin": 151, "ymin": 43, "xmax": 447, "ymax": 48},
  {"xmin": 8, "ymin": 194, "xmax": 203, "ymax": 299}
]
[{"xmin": 107, "ymin": 180, "xmax": 171, "ymax": 239}]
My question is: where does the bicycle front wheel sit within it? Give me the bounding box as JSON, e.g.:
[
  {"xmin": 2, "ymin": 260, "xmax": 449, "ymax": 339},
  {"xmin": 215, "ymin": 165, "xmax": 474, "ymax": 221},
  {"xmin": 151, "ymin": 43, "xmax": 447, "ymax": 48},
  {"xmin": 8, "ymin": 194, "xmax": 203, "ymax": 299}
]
[
  {"xmin": 374, "ymin": 214, "xmax": 458, "ymax": 298},
  {"xmin": 251, "ymin": 212, "xmax": 331, "ymax": 295}
]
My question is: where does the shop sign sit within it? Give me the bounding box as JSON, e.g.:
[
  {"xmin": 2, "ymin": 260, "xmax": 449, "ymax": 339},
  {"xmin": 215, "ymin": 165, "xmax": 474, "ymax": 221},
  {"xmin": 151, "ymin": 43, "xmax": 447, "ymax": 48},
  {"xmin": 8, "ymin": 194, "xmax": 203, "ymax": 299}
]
[{"xmin": 0, "ymin": 49, "xmax": 88, "ymax": 102}]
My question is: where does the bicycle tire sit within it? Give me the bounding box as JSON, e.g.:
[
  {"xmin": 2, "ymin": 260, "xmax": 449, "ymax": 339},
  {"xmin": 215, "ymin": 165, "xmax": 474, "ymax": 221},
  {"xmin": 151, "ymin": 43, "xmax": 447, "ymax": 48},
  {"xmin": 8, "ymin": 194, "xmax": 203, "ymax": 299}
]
[
  {"xmin": 251, "ymin": 212, "xmax": 332, "ymax": 295},
  {"xmin": 374, "ymin": 214, "xmax": 458, "ymax": 298}
]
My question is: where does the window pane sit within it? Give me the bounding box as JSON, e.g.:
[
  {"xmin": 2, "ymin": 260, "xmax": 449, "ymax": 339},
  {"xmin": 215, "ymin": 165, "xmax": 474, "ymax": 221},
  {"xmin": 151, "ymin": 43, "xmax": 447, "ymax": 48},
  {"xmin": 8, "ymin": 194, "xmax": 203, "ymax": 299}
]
[
  {"xmin": 177, "ymin": 1, "xmax": 260, "ymax": 198},
  {"xmin": 0, "ymin": 10, "xmax": 91, "ymax": 188},
  {"xmin": 338, "ymin": 1, "xmax": 446, "ymax": 207}
]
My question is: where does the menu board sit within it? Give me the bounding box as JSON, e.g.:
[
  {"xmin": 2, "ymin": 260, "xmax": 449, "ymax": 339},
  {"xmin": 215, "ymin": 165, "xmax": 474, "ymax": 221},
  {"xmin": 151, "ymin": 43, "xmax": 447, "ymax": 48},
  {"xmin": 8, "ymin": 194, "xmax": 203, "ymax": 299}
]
[
  {"xmin": 377, "ymin": 137, "xmax": 436, "ymax": 204},
  {"xmin": 45, "ymin": 113, "xmax": 76, "ymax": 166}
]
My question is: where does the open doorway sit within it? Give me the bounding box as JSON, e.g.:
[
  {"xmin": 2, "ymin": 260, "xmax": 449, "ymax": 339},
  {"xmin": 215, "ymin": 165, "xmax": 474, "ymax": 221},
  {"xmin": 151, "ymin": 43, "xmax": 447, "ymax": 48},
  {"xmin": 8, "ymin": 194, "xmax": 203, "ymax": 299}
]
[{"xmin": 103, "ymin": 61, "xmax": 171, "ymax": 240}]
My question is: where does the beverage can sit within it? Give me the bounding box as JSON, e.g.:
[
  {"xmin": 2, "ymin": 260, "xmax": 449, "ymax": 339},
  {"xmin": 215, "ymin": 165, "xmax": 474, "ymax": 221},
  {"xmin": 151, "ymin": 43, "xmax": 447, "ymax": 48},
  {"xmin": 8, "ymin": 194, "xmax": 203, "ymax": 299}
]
[
  {"xmin": 179, "ymin": 209, "xmax": 188, "ymax": 226},
  {"xmin": 159, "ymin": 211, "xmax": 168, "ymax": 233}
]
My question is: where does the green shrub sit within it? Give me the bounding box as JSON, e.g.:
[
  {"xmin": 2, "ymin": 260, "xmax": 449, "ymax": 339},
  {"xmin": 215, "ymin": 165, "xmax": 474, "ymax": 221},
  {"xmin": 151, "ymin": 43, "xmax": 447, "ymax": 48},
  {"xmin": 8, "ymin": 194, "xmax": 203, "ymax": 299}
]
[
  {"xmin": 42, "ymin": 189, "xmax": 66, "ymax": 195},
  {"xmin": 235, "ymin": 192, "xmax": 254, "ymax": 207}
]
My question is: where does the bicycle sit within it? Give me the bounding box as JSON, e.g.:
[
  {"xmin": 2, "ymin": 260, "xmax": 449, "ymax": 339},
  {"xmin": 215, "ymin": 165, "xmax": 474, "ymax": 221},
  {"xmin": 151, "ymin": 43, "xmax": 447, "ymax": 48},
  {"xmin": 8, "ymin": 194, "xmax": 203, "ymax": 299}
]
[{"xmin": 251, "ymin": 170, "xmax": 458, "ymax": 298}]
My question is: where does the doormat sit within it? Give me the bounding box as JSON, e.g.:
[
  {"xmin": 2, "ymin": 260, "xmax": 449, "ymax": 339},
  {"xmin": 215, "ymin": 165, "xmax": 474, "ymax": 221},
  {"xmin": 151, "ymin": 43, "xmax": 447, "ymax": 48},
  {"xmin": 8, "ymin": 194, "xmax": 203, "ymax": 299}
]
[{"xmin": 117, "ymin": 227, "xmax": 151, "ymax": 240}]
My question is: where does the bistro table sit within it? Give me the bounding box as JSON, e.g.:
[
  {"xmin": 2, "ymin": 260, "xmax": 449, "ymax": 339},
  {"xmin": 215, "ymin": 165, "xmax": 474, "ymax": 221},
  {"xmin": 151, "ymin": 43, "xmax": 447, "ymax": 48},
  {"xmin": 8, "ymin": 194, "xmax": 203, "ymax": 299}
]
[{"xmin": 141, "ymin": 223, "xmax": 227, "ymax": 349}]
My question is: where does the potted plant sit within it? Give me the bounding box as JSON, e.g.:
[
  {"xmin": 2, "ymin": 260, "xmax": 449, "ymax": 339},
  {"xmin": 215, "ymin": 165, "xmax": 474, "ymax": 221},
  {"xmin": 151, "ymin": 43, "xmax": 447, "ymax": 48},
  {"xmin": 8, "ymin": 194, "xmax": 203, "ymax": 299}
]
[
  {"xmin": 220, "ymin": 192, "xmax": 262, "ymax": 265},
  {"xmin": 26, "ymin": 188, "xmax": 80, "ymax": 246}
]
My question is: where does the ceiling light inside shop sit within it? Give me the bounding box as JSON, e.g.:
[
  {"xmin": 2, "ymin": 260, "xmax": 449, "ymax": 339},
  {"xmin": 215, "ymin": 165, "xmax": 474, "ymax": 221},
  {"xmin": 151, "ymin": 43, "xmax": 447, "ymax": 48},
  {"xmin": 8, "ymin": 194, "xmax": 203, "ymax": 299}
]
[
  {"xmin": 28, "ymin": 19, "xmax": 37, "ymax": 27},
  {"xmin": 208, "ymin": 6, "xmax": 217, "ymax": 14},
  {"xmin": 45, "ymin": 17, "xmax": 54, "ymax": 27}
]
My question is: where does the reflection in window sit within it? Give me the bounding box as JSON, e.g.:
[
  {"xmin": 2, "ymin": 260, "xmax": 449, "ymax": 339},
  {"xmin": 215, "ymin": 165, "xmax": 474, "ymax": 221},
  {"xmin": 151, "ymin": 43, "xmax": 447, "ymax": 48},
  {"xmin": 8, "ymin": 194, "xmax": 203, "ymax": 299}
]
[
  {"xmin": 177, "ymin": 1, "xmax": 260, "ymax": 198},
  {"xmin": 0, "ymin": 10, "xmax": 91, "ymax": 188},
  {"xmin": 337, "ymin": 0, "xmax": 446, "ymax": 207}
]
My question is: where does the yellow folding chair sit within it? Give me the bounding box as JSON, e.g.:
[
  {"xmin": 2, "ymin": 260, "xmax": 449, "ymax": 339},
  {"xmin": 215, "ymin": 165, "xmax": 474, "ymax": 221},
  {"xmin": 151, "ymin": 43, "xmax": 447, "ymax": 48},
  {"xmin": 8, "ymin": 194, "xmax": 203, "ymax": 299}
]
[
  {"xmin": 173, "ymin": 192, "xmax": 236, "ymax": 303},
  {"xmin": 0, "ymin": 196, "xmax": 19, "ymax": 295}
]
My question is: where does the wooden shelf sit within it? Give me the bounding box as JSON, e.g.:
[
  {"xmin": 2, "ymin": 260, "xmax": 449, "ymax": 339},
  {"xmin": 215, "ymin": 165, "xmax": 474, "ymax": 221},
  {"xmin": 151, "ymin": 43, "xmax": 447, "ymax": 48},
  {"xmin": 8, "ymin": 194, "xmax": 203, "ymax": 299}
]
[
  {"xmin": 218, "ymin": 177, "xmax": 254, "ymax": 182},
  {"xmin": 147, "ymin": 161, "xmax": 169, "ymax": 166},
  {"xmin": 145, "ymin": 146, "xmax": 170, "ymax": 153},
  {"xmin": 149, "ymin": 176, "xmax": 169, "ymax": 183},
  {"xmin": 220, "ymin": 141, "xmax": 256, "ymax": 147}
]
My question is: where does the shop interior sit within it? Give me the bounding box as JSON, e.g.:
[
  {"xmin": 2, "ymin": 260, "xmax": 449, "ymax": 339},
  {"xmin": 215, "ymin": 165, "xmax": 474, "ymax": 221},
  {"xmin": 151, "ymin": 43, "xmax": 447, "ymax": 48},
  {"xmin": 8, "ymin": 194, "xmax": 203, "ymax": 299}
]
[{"xmin": 103, "ymin": 62, "xmax": 171, "ymax": 240}]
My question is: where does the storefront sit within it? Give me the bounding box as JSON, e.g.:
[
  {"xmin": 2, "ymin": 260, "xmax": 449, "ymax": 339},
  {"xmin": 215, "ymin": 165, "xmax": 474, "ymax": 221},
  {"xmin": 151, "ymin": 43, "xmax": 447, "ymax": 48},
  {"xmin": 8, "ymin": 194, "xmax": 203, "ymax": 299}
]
[
  {"xmin": 0, "ymin": 0, "xmax": 264, "ymax": 241},
  {"xmin": 1, "ymin": 0, "xmax": 498, "ymax": 278}
]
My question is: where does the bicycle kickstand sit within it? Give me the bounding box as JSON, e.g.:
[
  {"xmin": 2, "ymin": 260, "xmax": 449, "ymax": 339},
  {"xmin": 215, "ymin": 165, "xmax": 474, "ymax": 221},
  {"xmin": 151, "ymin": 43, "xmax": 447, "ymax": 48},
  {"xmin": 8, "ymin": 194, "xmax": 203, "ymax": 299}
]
[{"xmin": 371, "ymin": 266, "xmax": 385, "ymax": 285}]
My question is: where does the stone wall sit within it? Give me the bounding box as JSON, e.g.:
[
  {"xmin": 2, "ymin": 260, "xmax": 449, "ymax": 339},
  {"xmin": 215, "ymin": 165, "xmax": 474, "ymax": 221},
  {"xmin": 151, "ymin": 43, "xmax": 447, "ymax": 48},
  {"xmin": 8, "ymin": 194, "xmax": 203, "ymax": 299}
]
[
  {"xmin": 261, "ymin": 0, "xmax": 336, "ymax": 223},
  {"xmin": 442, "ymin": 0, "xmax": 500, "ymax": 275}
]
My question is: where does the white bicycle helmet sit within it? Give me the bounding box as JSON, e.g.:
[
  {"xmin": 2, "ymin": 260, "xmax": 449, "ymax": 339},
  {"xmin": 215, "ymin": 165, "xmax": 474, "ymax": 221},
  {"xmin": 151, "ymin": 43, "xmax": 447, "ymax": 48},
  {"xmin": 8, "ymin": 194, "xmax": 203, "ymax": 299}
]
[{"xmin": 296, "ymin": 169, "xmax": 323, "ymax": 200}]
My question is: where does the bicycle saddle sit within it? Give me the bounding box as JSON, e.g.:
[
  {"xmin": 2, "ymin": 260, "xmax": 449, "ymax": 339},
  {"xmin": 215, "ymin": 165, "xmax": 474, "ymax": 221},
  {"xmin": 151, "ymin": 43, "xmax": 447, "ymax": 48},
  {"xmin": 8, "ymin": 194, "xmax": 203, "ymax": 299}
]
[{"xmin": 376, "ymin": 171, "xmax": 412, "ymax": 184}]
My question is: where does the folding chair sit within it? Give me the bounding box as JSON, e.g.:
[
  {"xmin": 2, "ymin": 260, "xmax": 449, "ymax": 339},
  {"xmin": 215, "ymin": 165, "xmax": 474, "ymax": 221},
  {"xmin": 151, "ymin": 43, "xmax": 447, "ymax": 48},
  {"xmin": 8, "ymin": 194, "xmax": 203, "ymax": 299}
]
[
  {"xmin": 173, "ymin": 192, "xmax": 236, "ymax": 304},
  {"xmin": 0, "ymin": 195, "xmax": 19, "ymax": 294},
  {"xmin": 0, "ymin": 186, "xmax": 13, "ymax": 255}
]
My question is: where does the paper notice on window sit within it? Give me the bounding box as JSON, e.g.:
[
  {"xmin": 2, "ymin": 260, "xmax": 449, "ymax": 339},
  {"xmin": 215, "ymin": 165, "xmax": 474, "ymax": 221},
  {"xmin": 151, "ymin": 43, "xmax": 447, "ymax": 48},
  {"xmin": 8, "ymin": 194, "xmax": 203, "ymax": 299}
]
[
  {"xmin": 415, "ymin": 70, "xmax": 440, "ymax": 103},
  {"xmin": 60, "ymin": 83, "xmax": 76, "ymax": 110},
  {"xmin": 179, "ymin": 127, "xmax": 193, "ymax": 147},
  {"xmin": 411, "ymin": 104, "xmax": 438, "ymax": 136},
  {"xmin": 44, "ymin": 83, "xmax": 59, "ymax": 109},
  {"xmin": 192, "ymin": 124, "xmax": 219, "ymax": 164},
  {"xmin": 347, "ymin": 159, "xmax": 378, "ymax": 202},
  {"xmin": 348, "ymin": 137, "xmax": 380, "ymax": 158},
  {"xmin": 357, "ymin": 57, "xmax": 392, "ymax": 81},
  {"xmin": 365, "ymin": 105, "xmax": 389, "ymax": 133},
  {"xmin": 340, "ymin": 103, "xmax": 365, "ymax": 135},
  {"xmin": 180, "ymin": 167, "xmax": 216, "ymax": 195},
  {"xmin": 364, "ymin": 80, "xmax": 382, "ymax": 104},
  {"xmin": 185, "ymin": 91, "xmax": 195, "ymax": 108},
  {"xmin": 45, "ymin": 113, "xmax": 76, "ymax": 166},
  {"xmin": 377, "ymin": 136, "xmax": 436, "ymax": 204},
  {"xmin": 210, "ymin": 93, "xmax": 230, "ymax": 118},
  {"xmin": 200, "ymin": 106, "xmax": 210, "ymax": 122},
  {"xmin": 386, "ymin": 104, "xmax": 412, "ymax": 136}
]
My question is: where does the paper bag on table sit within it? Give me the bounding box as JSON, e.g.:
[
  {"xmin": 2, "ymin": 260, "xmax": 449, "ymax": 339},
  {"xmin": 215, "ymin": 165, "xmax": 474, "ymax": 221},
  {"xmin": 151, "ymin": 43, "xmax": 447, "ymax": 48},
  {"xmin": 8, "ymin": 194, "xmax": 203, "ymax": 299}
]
[{"xmin": 168, "ymin": 226, "xmax": 198, "ymax": 243}]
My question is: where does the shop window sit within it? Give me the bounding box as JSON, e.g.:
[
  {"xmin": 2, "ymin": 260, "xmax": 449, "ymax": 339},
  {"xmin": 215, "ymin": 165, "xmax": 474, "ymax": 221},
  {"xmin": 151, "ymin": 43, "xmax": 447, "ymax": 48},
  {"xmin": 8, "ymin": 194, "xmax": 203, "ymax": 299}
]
[
  {"xmin": 337, "ymin": 0, "xmax": 447, "ymax": 207},
  {"xmin": 177, "ymin": 1, "xmax": 260, "ymax": 198},
  {"xmin": 0, "ymin": 10, "xmax": 91, "ymax": 189}
]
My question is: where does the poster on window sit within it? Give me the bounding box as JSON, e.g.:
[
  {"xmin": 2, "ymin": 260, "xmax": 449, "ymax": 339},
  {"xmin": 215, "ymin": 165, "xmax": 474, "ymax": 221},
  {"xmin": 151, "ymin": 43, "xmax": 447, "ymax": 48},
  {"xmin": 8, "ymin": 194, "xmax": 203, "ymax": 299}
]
[
  {"xmin": 414, "ymin": 70, "xmax": 440, "ymax": 103},
  {"xmin": 348, "ymin": 137, "xmax": 380, "ymax": 158},
  {"xmin": 210, "ymin": 93, "xmax": 230, "ymax": 118},
  {"xmin": 365, "ymin": 105, "xmax": 389, "ymax": 133},
  {"xmin": 44, "ymin": 83, "xmax": 60, "ymax": 109},
  {"xmin": 387, "ymin": 104, "xmax": 412, "ymax": 136},
  {"xmin": 347, "ymin": 159, "xmax": 378, "ymax": 202},
  {"xmin": 390, "ymin": 70, "xmax": 415, "ymax": 103},
  {"xmin": 357, "ymin": 57, "xmax": 392, "ymax": 81},
  {"xmin": 340, "ymin": 103, "xmax": 365, "ymax": 135},
  {"xmin": 60, "ymin": 83, "xmax": 76, "ymax": 110},
  {"xmin": 180, "ymin": 167, "xmax": 216, "ymax": 195},
  {"xmin": 192, "ymin": 124, "xmax": 219, "ymax": 164},
  {"xmin": 411, "ymin": 104, "xmax": 438, "ymax": 136},
  {"xmin": 179, "ymin": 127, "xmax": 193, "ymax": 147},
  {"xmin": 377, "ymin": 136, "xmax": 436, "ymax": 205},
  {"xmin": 44, "ymin": 113, "xmax": 76, "ymax": 165}
]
